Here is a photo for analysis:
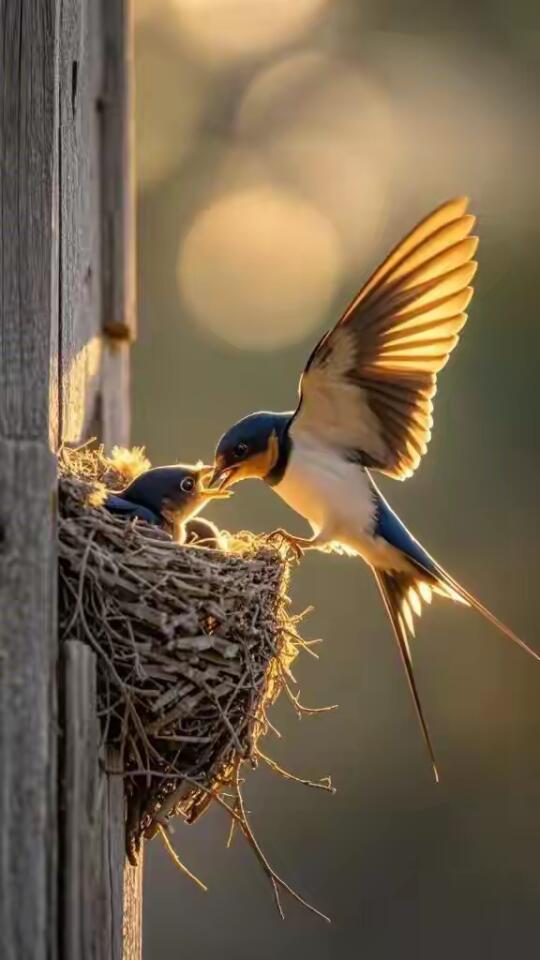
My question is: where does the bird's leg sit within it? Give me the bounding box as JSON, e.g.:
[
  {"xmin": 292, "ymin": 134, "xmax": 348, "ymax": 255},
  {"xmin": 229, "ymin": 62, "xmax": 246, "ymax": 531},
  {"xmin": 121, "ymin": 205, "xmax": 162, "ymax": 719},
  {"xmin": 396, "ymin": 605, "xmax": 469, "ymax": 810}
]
[{"xmin": 268, "ymin": 529, "xmax": 323, "ymax": 558}]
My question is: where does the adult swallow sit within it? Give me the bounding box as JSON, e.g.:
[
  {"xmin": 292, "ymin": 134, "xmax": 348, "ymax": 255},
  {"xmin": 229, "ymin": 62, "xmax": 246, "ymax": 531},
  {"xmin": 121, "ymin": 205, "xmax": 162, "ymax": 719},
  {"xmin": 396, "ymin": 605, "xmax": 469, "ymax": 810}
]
[
  {"xmin": 105, "ymin": 463, "xmax": 229, "ymax": 544},
  {"xmin": 210, "ymin": 197, "xmax": 539, "ymax": 778}
]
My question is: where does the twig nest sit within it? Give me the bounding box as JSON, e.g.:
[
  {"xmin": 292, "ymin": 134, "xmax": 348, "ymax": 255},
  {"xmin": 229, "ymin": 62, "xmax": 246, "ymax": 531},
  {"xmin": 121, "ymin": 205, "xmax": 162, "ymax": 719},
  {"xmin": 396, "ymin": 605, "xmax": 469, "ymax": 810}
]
[{"xmin": 58, "ymin": 446, "xmax": 303, "ymax": 863}]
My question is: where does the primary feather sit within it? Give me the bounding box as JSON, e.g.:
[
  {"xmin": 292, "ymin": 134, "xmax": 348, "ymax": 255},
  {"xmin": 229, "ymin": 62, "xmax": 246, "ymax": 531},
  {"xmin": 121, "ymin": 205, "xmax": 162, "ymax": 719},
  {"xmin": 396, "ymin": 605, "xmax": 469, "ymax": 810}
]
[{"xmin": 291, "ymin": 197, "xmax": 477, "ymax": 479}]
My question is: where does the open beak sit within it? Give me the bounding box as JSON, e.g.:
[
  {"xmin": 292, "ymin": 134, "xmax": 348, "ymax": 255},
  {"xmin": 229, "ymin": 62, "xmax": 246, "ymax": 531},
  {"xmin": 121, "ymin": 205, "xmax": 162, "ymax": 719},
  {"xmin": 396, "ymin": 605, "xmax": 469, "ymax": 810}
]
[
  {"xmin": 206, "ymin": 461, "xmax": 238, "ymax": 491},
  {"xmin": 199, "ymin": 465, "xmax": 234, "ymax": 499}
]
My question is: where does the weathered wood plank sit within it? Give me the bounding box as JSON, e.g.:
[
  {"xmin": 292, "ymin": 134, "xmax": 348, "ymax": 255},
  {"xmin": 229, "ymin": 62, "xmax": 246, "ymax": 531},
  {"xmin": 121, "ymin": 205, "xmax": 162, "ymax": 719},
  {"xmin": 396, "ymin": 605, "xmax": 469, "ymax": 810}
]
[
  {"xmin": 58, "ymin": 0, "xmax": 140, "ymax": 955},
  {"xmin": 58, "ymin": 0, "xmax": 134, "ymax": 446},
  {"xmin": 0, "ymin": 1, "xmax": 59, "ymax": 440},
  {"xmin": 0, "ymin": 3, "xmax": 60, "ymax": 959},
  {"xmin": 102, "ymin": 340, "xmax": 131, "ymax": 449},
  {"xmin": 123, "ymin": 855, "xmax": 144, "ymax": 960},
  {"xmin": 62, "ymin": 641, "xmax": 100, "ymax": 959},
  {"xmin": 103, "ymin": 749, "xmax": 132, "ymax": 960},
  {"xmin": 62, "ymin": 642, "xmax": 138, "ymax": 960},
  {"xmin": 101, "ymin": 0, "xmax": 136, "ymax": 342},
  {"xmin": 1, "ymin": 0, "xmax": 139, "ymax": 955},
  {"xmin": 100, "ymin": 3, "xmax": 140, "ymax": 950},
  {"xmin": 59, "ymin": 0, "xmax": 105, "ymax": 443},
  {"xmin": 0, "ymin": 440, "xmax": 58, "ymax": 960}
]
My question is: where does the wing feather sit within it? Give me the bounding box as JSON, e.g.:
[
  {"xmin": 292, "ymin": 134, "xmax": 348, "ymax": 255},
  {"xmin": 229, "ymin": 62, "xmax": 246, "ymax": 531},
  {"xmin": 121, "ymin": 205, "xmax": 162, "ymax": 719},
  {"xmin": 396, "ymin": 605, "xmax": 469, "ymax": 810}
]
[
  {"xmin": 291, "ymin": 198, "xmax": 477, "ymax": 479},
  {"xmin": 346, "ymin": 196, "xmax": 470, "ymax": 309}
]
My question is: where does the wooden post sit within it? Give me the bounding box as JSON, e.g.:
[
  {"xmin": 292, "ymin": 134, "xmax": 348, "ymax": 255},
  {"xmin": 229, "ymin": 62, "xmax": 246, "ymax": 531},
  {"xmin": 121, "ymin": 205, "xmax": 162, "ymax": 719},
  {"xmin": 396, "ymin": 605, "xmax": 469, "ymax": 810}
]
[{"xmin": 0, "ymin": 2, "xmax": 139, "ymax": 958}]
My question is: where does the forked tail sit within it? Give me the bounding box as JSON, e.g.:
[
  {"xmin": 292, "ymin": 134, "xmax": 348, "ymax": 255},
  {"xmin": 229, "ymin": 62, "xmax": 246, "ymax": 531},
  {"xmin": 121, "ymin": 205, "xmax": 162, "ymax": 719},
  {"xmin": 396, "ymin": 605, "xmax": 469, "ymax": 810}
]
[{"xmin": 373, "ymin": 561, "xmax": 539, "ymax": 783}]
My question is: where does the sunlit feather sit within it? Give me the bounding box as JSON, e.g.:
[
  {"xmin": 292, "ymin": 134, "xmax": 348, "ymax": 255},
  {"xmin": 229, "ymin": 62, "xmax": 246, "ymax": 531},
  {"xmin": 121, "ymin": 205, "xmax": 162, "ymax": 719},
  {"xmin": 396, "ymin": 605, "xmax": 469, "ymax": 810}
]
[{"xmin": 292, "ymin": 198, "xmax": 478, "ymax": 480}]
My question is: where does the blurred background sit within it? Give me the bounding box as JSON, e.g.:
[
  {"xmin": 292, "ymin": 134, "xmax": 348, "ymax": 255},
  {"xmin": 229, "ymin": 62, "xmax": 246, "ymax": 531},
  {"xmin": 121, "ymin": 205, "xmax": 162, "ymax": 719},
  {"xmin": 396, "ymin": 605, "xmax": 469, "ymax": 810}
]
[{"xmin": 133, "ymin": 1, "xmax": 540, "ymax": 956}]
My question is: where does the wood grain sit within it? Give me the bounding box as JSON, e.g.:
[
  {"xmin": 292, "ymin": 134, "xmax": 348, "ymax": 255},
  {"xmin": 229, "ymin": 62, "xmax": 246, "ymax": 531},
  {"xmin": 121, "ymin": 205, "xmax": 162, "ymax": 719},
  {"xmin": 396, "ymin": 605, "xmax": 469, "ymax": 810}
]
[
  {"xmin": 0, "ymin": 0, "xmax": 139, "ymax": 956},
  {"xmin": 101, "ymin": 0, "xmax": 136, "ymax": 342},
  {"xmin": 62, "ymin": 641, "xmax": 101, "ymax": 959},
  {"xmin": 59, "ymin": 0, "xmax": 104, "ymax": 443},
  {"xmin": 58, "ymin": 0, "xmax": 139, "ymax": 953},
  {"xmin": 0, "ymin": 441, "xmax": 58, "ymax": 960},
  {"xmin": 62, "ymin": 643, "xmax": 142, "ymax": 960},
  {"xmin": 0, "ymin": 1, "xmax": 59, "ymax": 441},
  {"xmin": 123, "ymin": 855, "xmax": 144, "ymax": 960},
  {"xmin": 0, "ymin": 3, "xmax": 60, "ymax": 958},
  {"xmin": 57, "ymin": 0, "xmax": 139, "ymax": 956}
]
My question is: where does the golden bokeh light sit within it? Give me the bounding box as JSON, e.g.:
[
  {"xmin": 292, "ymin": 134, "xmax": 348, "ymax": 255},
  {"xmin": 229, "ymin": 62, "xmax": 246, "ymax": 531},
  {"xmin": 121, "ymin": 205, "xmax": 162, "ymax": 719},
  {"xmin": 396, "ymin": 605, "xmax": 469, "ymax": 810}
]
[
  {"xmin": 237, "ymin": 52, "xmax": 391, "ymax": 145},
  {"xmin": 168, "ymin": 0, "xmax": 328, "ymax": 64},
  {"xmin": 237, "ymin": 52, "xmax": 392, "ymax": 266},
  {"xmin": 206, "ymin": 145, "xmax": 272, "ymax": 196},
  {"xmin": 135, "ymin": 32, "xmax": 208, "ymax": 189},
  {"xmin": 267, "ymin": 134, "xmax": 388, "ymax": 270},
  {"xmin": 177, "ymin": 187, "xmax": 341, "ymax": 350},
  {"xmin": 367, "ymin": 32, "xmax": 535, "ymax": 221},
  {"xmin": 133, "ymin": 0, "xmax": 160, "ymax": 25}
]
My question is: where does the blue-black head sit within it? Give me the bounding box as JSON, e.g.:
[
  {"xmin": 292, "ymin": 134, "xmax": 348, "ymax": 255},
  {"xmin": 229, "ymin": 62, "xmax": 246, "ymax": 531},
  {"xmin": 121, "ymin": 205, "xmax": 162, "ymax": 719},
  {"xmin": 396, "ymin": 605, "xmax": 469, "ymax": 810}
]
[
  {"xmin": 211, "ymin": 411, "xmax": 292, "ymax": 488},
  {"xmin": 122, "ymin": 463, "xmax": 228, "ymax": 523}
]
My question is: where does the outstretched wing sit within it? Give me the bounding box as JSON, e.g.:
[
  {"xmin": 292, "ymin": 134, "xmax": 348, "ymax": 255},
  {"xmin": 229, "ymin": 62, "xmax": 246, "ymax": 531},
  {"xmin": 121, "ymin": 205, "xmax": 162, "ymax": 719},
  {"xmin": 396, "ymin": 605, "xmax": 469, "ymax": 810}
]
[{"xmin": 291, "ymin": 198, "xmax": 477, "ymax": 479}]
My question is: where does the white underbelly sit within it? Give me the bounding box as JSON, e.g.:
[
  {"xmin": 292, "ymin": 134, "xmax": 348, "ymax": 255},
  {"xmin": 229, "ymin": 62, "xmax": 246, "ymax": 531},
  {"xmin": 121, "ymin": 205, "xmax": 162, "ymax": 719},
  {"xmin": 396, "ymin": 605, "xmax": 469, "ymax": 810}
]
[{"xmin": 273, "ymin": 439, "xmax": 376, "ymax": 547}]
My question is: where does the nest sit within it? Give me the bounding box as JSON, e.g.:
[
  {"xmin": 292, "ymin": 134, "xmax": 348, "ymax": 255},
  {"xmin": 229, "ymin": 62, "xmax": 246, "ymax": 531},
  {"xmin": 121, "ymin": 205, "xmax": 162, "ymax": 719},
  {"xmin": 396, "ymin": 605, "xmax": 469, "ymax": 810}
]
[{"xmin": 58, "ymin": 444, "xmax": 333, "ymax": 919}]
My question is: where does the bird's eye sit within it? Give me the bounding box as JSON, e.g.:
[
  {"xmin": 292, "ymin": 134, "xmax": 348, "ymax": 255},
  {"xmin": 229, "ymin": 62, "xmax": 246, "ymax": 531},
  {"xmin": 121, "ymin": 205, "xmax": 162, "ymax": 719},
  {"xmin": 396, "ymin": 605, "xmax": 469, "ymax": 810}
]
[
  {"xmin": 180, "ymin": 476, "xmax": 195, "ymax": 493},
  {"xmin": 233, "ymin": 441, "xmax": 248, "ymax": 460}
]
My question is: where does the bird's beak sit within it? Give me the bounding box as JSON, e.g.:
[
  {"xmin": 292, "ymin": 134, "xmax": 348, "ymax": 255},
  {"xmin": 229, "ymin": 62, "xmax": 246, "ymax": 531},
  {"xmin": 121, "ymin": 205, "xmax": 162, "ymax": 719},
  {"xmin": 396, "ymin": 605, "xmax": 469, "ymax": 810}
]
[
  {"xmin": 206, "ymin": 460, "xmax": 237, "ymax": 491},
  {"xmin": 199, "ymin": 465, "xmax": 233, "ymax": 499}
]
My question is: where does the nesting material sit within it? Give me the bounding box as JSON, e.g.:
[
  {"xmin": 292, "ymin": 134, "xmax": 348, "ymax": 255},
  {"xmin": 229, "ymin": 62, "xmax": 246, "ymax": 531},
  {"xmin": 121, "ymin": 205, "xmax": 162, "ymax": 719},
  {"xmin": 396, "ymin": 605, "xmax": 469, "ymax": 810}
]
[{"xmin": 58, "ymin": 445, "xmax": 331, "ymax": 916}]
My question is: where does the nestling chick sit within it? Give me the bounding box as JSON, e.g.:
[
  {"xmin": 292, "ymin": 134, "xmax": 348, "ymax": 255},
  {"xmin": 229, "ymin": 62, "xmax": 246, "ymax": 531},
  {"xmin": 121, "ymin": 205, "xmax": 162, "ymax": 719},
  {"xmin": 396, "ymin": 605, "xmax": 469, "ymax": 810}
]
[
  {"xmin": 105, "ymin": 463, "xmax": 230, "ymax": 543},
  {"xmin": 183, "ymin": 516, "xmax": 222, "ymax": 547}
]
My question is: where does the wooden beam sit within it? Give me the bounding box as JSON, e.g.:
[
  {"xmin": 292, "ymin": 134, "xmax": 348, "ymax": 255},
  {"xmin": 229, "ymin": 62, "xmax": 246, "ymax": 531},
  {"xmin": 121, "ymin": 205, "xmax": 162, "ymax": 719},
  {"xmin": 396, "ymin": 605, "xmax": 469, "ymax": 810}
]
[
  {"xmin": 57, "ymin": 0, "xmax": 140, "ymax": 955},
  {"xmin": 100, "ymin": 0, "xmax": 135, "ymax": 458},
  {"xmin": 0, "ymin": 0, "xmax": 59, "ymax": 441},
  {"xmin": 58, "ymin": 0, "xmax": 134, "ymax": 447},
  {"xmin": 58, "ymin": 0, "xmax": 104, "ymax": 443},
  {"xmin": 101, "ymin": 0, "xmax": 136, "ymax": 343},
  {"xmin": 0, "ymin": 4, "xmax": 60, "ymax": 960},
  {"xmin": 123, "ymin": 851, "xmax": 144, "ymax": 960},
  {"xmin": 0, "ymin": 441, "xmax": 58, "ymax": 960},
  {"xmin": 0, "ymin": 0, "xmax": 139, "ymax": 956},
  {"xmin": 62, "ymin": 643, "xmax": 143, "ymax": 960}
]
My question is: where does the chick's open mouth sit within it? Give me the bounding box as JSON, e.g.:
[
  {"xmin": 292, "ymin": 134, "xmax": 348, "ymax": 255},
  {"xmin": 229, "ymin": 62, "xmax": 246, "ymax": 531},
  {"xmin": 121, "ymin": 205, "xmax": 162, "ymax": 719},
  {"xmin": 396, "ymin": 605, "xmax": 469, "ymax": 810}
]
[{"xmin": 199, "ymin": 465, "xmax": 234, "ymax": 498}]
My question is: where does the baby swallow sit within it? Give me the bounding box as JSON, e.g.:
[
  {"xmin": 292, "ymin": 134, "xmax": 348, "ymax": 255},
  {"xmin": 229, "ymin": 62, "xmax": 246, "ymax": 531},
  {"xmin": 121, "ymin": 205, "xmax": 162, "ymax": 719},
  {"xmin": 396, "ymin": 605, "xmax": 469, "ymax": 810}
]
[
  {"xmin": 105, "ymin": 463, "xmax": 229, "ymax": 543},
  {"xmin": 210, "ymin": 197, "xmax": 539, "ymax": 779}
]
